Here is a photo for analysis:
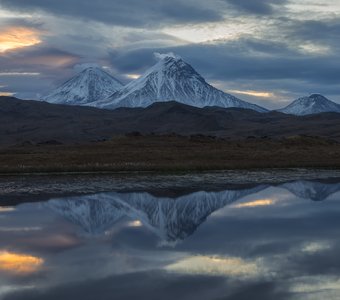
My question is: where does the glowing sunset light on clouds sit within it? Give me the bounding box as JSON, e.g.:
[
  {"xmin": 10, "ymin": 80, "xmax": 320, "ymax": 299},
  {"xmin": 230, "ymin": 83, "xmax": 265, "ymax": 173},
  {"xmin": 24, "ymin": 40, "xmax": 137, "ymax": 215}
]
[
  {"xmin": 0, "ymin": 26, "xmax": 42, "ymax": 53},
  {"xmin": 228, "ymin": 90, "xmax": 275, "ymax": 98},
  {"xmin": 233, "ymin": 199, "xmax": 276, "ymax": 208},
  {"xmin": 126, "ymin": 74, "xmax": 141, "ymax": 80},
  {"xmin": 0, "ymin": 207, "xmax": 15, "ymax": 212},
  {"xmin": 166, "ymin": 255, "xmax": 260, "ymax": 277},
  {"xmin": 0, "ymin": 251, "xmax": 44, "ymax": 274}
]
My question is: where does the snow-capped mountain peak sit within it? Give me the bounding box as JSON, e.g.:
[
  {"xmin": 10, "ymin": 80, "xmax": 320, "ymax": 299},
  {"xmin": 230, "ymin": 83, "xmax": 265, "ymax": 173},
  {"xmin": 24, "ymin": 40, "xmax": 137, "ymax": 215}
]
[
  {"xmin": 92, "ymin": 54, "xmax": 268, "ymax": 112},
  {"xmin": 42, "ymin": 67, "xmax": 123, "ymax": 105},
  {"xmin": 278, "ymin": 94, "xmax": 340, "ymax": 116}
]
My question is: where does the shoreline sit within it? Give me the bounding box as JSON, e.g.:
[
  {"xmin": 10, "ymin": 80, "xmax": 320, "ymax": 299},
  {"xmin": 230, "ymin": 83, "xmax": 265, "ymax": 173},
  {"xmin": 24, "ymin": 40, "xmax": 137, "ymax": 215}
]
[
  {"xmin": 2, "ymin": 169, "xmax": 340, "ymax": 206},
  {"xmin": 1, "ymin": 166, "xmax": 340, "ymax": 177}
]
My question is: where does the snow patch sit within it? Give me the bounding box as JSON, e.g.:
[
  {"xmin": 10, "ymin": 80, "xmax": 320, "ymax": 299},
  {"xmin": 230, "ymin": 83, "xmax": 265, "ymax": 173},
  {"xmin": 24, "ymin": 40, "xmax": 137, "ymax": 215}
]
[{"xmin": 74, "ymin": 63, "xmax": 102, "ymax": 72}]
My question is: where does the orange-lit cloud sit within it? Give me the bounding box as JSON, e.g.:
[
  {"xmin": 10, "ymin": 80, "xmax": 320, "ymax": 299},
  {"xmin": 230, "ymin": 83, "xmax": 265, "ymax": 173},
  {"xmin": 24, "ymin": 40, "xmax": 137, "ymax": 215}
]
[
  {"xmin": 0, "ymin": 27, "xmax": 42, "ymax": 53},
  {"xmin": 228, "ymin": 90, "xmax": 275, "ymax": 98},
  {"xmin": 0, "ymin": 207, "xmax": 15, "ymax": 212},
  {"xmin": 27, "ymin": 55, "xmax": 77, "ymax": 67},
  {"xmin": 166, "ymin": 255, "xmax": 259, "ymax": 277},
  {"xmin": 0, "ymin": 251, "xmax": 44, "ymax": 274},
  {"xmin": 20, "ymin": 234, "xmax": 80, "ymax": 249},
  {"xmin": 0, "ymin": 92, "xmax": 14, "ymax": 96},
  {"xmin": 126, "ymin": 74, "xmax": 141, "ymax": 79},
  {"xmin": 127, "ymin": 220, "xmax": 143, "ymax": 227},
  {"xmin": 233, "ymin": 199, "xmax": 275, "ymax": 208},
  {"xmin": 3, "ymin": 54, "xmax": 79, "ymax": 68}
]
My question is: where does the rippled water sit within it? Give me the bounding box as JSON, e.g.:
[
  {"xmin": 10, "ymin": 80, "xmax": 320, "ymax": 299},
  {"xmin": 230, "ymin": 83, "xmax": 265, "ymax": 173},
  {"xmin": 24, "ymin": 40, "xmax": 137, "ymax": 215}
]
[{"xmin": 1, "ymin": 174, "xmax": 340, "ymax": 299}]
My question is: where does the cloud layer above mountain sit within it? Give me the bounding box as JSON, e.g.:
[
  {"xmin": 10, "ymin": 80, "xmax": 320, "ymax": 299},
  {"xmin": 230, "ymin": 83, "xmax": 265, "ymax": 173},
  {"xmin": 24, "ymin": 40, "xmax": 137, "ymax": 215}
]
[{"xmin": 0, "ymin": 0, "xmax": 340, "ymax": 108}]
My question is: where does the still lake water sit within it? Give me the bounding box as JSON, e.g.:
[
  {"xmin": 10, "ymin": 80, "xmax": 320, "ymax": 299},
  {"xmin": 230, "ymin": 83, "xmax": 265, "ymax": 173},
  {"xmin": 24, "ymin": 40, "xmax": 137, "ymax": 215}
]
[{"xmin": 1, "ymin": 172, "xmax": 340, "ymax": 299}]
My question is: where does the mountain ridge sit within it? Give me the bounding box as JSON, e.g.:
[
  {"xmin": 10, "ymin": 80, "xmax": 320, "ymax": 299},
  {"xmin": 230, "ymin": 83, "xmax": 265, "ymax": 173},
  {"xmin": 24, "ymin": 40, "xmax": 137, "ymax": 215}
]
[
  {"xmin": 1, "ymin": 96, "xmax": 340, "ymax": 145},
  {"xmin": 90, "ymin": 55, "xmax": 268, "ymax": 112},
  {"xmin": 43, "ymin": 67, "xmax": 123, "ymax": 105},
  {"xmin": 278, "ymin": 94, "xmax": 340, "ymax": 116},
  {"xmin": 39, "ymin": 56, "xmax": 340, "ymax": 115}
]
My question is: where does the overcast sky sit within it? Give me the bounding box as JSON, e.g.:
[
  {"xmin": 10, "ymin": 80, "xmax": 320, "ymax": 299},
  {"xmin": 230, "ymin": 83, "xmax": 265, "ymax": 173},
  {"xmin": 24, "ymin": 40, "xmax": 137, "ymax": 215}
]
[{"xmin": 0, "ymin": 0, "xmax": 340, "ymax": 108}]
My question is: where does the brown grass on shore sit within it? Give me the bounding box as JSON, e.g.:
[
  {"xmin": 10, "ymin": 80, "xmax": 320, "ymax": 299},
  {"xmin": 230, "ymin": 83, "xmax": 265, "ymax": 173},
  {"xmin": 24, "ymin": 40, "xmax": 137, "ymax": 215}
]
[{"xmin": 0, "ymin": 135, "xmax": 340, "ymax": 174}]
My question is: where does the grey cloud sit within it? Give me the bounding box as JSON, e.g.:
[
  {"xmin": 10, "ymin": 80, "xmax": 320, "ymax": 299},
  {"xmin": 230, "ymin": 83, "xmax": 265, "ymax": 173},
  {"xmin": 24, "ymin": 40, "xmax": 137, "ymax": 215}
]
[
  {"xmin": 0, "ymin": 0, "xmax": 224, "ymax": 27},
  {"xmin": 220, "ymin": 282, "xmax": 290, "ymax": 300},
  {"xmin": 225, "ymin": 0, "xmax": 287, "ymax": 15},
  {"xmin": 106, "ymin": 37, "xmax": 340, "ymax": 107},
  {"xmin": 0, "ymin": 46, "xmax": 80, "ymax": 76},
  {"xmin": 3, "ymin": 35, "xmax": 340, "ymax": 105},
  {"xmin": 2, "ymin": 270, "xmax": 292, "ymax": 300},
  {"xmin": 0, "ymin": 17, "xmax": 44, "ymax": 28},
  {"xmin": 109, "ymin": 38, "xmax": 340, "ymax": 86},
  {"xmin": 0, "ymin": 46, "xmax": 82, "ymax": 98},
  {"xmin": 2, "ymin": 271, "xmax": 228, "ymax": 300},
  {"xmin": 290, "ymin": 18, "xmax": 340, "ymax": 49}
]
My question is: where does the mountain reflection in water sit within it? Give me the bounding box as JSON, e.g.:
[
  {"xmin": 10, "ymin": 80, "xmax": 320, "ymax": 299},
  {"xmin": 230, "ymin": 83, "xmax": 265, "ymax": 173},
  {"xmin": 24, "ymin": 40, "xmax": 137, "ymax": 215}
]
[
  {"xmin": 47, "ymin": 185, "xmax": 266, "ymax": 242},
  {"xmin": 46, "ymin": 180, "xmax": 340, "ymax": 242},
  {"xmin": 1, "ymin": 178, "xmax": 340, "ymax": 300}
]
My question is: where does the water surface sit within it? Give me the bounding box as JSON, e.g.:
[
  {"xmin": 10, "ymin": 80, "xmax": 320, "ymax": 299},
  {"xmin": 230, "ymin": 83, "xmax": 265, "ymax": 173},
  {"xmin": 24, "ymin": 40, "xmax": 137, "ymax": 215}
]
[{"xmin": 1, "ymin": 176, "xmax": 340, "ymax": 299}]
